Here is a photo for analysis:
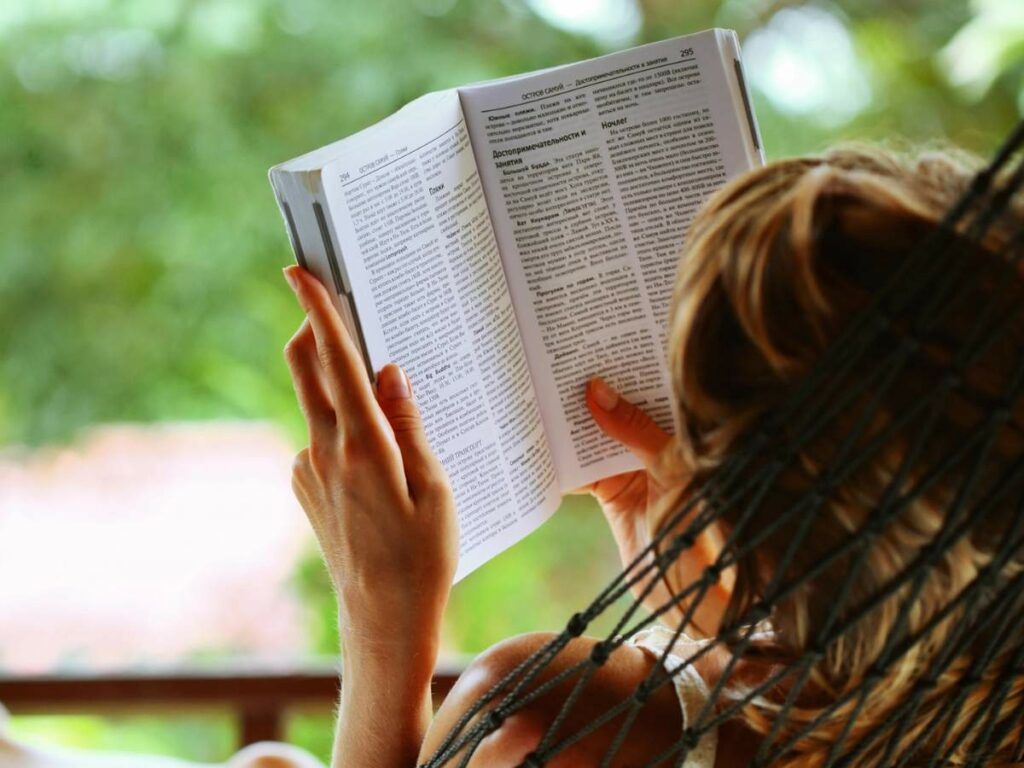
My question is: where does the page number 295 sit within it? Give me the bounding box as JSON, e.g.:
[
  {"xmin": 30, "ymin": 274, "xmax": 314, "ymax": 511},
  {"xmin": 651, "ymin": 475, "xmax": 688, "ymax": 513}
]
[{"xmin": 680, "ymin": 47, "xmax": 694, "ymax": 58}]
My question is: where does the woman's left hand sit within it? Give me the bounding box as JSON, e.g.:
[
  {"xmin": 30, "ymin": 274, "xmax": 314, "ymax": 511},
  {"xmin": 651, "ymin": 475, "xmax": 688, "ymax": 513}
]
[{"xmin": 282, "ymin": 265, "xmax": 458, "ymax": 669}]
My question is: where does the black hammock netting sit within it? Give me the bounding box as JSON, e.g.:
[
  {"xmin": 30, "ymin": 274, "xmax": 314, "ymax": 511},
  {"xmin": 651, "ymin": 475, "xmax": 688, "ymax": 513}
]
[{"xmin": 420, "ymin": 117, "xmax": 1024, "ymax": 768}]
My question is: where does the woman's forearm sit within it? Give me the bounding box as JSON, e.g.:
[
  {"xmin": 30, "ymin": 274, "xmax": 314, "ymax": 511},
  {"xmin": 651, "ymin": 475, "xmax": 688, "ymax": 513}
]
[
  {"xmin": 333, "ymin": 680, "xmax": 432, "ymax": 768},
  {"xmin": 333, "ymin": 647, "xmax": 437, "ymax": 768}
]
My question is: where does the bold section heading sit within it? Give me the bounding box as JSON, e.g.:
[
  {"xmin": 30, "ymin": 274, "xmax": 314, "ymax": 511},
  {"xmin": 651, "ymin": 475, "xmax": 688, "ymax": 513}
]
[{"xmin": 492, "ymin": 130, "xmax": 586, "ymax": 159}]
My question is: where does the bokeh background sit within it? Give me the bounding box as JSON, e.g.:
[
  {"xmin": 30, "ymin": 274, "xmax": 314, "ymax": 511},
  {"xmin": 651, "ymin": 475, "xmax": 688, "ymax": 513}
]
[{"xmin": 1, "ymin": 0, "xmax": 1021, "ymax": 761}]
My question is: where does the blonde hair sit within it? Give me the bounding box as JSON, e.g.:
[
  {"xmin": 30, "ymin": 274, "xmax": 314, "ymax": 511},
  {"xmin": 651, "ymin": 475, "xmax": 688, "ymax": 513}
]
[{"xmin": 657, "ymin": 146, "xmax": 1024, "ymax": 766}]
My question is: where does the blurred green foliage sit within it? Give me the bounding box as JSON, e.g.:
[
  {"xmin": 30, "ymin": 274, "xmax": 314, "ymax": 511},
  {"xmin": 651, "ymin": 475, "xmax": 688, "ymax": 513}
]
[
  {"xmin": 1, "ymin": 0, "xmax": 1020, "ymax": 447},
  {"xmin": 7, "ymin": 712, "xmax": 235, "ymax": 761},
  {"xmin": 1, "ymin": 0, "xmax": 1021, "ymax": 762}
]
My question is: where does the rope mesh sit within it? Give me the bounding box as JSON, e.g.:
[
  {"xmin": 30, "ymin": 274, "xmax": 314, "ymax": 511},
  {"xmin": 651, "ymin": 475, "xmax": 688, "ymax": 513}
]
[{"xmin": 423, "ymin": 120, "xmax": 1024, "ymax": 767}]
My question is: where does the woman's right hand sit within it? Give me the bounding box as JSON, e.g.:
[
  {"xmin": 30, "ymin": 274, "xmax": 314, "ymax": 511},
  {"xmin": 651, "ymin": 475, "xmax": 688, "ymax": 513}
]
[
  {"xmin": 574, "ymin": 377, "xmax": 673, "ymax": 572},
  {"xmin": 577, "ymin": 378, "xmax": 728, "ymax": 635}
]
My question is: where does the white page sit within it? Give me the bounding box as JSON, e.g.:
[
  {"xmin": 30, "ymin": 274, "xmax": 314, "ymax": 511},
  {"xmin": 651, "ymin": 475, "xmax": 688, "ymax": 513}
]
[
  {"xmin": 459, "ymin": 30, "xmax": 763, "ymax": 491},
  {"xmin": 274, "ymin": 91, "xmax": 560, "ymax": 581}
]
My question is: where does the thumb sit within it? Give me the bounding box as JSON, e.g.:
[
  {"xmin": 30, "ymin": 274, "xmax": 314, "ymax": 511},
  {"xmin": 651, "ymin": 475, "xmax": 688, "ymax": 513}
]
[
  {"xmin": 376, "ymin": 364, "xmax": 444, "ymax": 494},
  {"xmin": 586, "ymin": 377, "xmax": 670, "ymax": 469}
]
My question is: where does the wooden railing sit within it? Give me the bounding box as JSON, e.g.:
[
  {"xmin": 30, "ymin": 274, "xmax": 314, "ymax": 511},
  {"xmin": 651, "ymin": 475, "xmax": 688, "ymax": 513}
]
[{"xmin": 0, "ymin": 662, "xmax": 465, "ymax": 748}]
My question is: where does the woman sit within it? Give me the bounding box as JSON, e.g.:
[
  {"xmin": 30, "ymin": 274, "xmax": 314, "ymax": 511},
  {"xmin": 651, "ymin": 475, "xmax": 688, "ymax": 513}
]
[{"xmin": 282, "ymin": 145, "xmax": 1024, "ymax": 766}]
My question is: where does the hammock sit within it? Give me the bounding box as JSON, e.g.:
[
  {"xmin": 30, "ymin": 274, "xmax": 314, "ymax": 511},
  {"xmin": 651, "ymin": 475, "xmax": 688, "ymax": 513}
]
[{"xmin": 422, "ymin": 119, "xmax": 1024, "ymax": 768}]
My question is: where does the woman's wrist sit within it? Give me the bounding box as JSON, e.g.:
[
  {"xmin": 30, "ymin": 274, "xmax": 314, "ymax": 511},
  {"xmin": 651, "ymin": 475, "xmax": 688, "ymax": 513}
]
[
  {"xmin": 342, "ymin": 634, "xmax": 441, "ymax": 688},
  {"xmin": 338, "ymin": 584, "xmax": 448, "ymax": 661},
  {"xmin": 339, "ymin": 602, "xmax": 445, "ymax": 683}
]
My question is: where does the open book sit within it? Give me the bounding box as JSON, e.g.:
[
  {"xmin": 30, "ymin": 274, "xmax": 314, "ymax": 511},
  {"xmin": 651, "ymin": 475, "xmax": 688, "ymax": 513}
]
[{"xmin": 270, "ymin": 29, "xmax": 764, "ymax": 581}]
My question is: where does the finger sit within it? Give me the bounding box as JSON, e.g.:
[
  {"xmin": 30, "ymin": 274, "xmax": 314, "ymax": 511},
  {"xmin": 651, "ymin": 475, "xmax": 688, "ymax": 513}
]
[
  {"xmin": 283, "ymin": 265, "xmax": 379, "ymax": 436},
  {"xmin": 586, "ymin": 377, "xmax": 670, "ymax": 469},
  {"xmin": 566, "ymin": 483, "xmax": 596, "ymax": 495},
  {"xmin": 568, "ymin": 473, "xmax": 633, "ymax": 499},
  {"xmin": 284, "ymin": 318, "xmax": 336, "ymax": 441},
  {"xmin": 376, "ymin": 363, "xmax": 446, "ymax": 496}
]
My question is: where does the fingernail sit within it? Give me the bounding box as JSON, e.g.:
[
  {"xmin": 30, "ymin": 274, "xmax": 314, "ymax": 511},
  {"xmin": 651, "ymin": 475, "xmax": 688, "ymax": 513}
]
[
  {"xmin": 283, "ymin": 267, "xmax": 300, "ymax": 293},
  {"xmin": 591, "ymin": 377, "xmax": 619, "ymax": 411},
  {"xmin": 379, "ymin": 364, "xmax": 411, "ymax": 399},
  {"xmin": 283, "ymin": 267, "xmax": 313, "ymax": 312}
]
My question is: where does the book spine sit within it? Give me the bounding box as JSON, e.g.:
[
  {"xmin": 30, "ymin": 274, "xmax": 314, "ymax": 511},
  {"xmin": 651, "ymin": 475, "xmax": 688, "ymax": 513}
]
[
  {"xmin": 269, "ymin": 170, "xmax": 374, "ymax": 378},
  {"xmin": 726, "ymin": 31, "xmax": 765, "ymax": 164},
  {"xmin": 269, "ymin": 171, "xmax": 308, "ymax": 271}
]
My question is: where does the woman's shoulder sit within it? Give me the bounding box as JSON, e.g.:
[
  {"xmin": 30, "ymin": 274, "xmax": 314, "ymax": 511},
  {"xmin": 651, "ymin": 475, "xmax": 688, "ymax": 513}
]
[{"xmin": 420, "ymin": 631, "xmax": 691, "ymax": 767}]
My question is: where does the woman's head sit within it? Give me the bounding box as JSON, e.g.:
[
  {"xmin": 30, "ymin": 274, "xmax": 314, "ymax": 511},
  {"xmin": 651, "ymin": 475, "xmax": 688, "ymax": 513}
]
[{"xmin": 658, "ymin": 145, "xmax": 1024, "ymax": 765}]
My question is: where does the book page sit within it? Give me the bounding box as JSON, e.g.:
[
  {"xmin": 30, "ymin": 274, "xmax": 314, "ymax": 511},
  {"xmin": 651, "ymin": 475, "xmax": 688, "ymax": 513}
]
[
  {"xmin": 459, "ymin": 30, "xmax": 763, "ymax": 491},
  {"xmin": 275, "ymin": 91, "xmax": 559, "ymax": 581}
]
